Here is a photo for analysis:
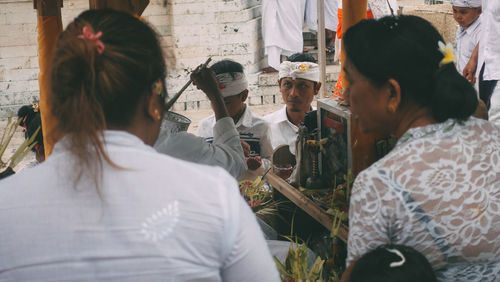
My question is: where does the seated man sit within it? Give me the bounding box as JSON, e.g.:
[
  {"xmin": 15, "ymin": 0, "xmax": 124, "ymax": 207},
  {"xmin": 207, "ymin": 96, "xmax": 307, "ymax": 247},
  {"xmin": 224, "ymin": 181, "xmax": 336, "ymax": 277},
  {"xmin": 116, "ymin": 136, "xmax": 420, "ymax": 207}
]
[
  {"xmin": 264, "ymin": 53, "xmax": 321, "ymax": 155},
  {"xmin": 155, "ymin": 67, "xmax": 247, "ymax": 179},
  {"xmin": 197, "ymin": 60, "xmax": 272, "ymax": 180}
]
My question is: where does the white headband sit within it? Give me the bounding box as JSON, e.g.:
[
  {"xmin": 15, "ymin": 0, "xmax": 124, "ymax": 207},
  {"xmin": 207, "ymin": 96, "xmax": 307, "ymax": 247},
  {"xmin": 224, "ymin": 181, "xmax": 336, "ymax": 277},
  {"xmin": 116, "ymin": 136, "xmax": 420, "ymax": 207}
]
[
  {"xmin": 215, "ymin": 72, "xmax": 248, "ymax": 98},
  {"xmin": 278, "ymin": 61, "xmax": 320, "ymax": 82},
  {"xmin": 451, "ymin": 0, "xmax": 481, "ymax": 8}
]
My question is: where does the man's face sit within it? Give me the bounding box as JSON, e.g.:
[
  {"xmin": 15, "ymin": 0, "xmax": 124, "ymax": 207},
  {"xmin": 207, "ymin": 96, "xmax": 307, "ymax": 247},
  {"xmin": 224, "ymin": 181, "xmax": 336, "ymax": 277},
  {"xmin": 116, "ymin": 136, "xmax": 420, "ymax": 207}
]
[
  {"xmin": 279, "ymin": 77, "xmax": 319, "ymax": 113},
  {"xmin": 452, "ymin": 6, "xmax": 481, "ymax": 28},
  {"xmin": 223, "ymin": 93, "xmax": 246, "ymax": 118}
]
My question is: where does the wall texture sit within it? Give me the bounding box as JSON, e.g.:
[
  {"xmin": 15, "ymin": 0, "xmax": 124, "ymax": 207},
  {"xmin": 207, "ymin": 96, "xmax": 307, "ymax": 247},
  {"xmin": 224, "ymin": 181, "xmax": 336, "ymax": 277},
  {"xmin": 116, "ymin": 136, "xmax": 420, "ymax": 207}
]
[{"xmin": 0, "ymin": 0, "xmax": 267, "ymax": 117}]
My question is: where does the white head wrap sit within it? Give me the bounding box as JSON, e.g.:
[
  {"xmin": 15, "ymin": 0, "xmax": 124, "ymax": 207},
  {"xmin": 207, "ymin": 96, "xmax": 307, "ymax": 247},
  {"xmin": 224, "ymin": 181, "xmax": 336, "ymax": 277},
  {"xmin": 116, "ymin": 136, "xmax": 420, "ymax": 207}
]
[
  {"xmin": 278, "ymin": 61, "xmax": 320, "ymax": 82},
  {"xmin": 215, "ymin": 72, "xmax": 248, "ymax": 98},
  {"xmin": 451, "ymin": 0, "xmax": 481, "ymax": 8}
]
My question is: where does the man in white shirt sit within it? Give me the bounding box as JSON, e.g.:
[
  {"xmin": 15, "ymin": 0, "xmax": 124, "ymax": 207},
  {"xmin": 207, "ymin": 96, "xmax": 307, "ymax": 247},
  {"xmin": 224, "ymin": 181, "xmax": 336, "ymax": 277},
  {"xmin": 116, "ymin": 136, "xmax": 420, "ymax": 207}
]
[
  {"xmin": 197, "ymin": 60, "xmax": 272, "ymax": 180},
  {"xmin": 155, "ymin": 68, "xmax": 247, "ymax": 179},
  {"xmin": 264, "ymin": 53, "xmax": 321, "ymax": 155},
  {"xmin": 451, "ymin": 0, "xmax": 482, "ymax": 77},
  {"xmin": 463, "ymin": 0, "xmax": 500, "ymax": 126},
  {"xmin": 262, "ymin": 0, "xmax": 307, "ymax": 70}
]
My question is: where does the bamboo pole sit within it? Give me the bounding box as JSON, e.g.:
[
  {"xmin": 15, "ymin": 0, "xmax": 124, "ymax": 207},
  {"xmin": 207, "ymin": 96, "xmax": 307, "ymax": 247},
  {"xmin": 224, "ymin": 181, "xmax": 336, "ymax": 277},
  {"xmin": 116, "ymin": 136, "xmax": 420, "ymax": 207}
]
[
  {"xmin": 35, "ymin": 0, "xmax": 63, "ymax": 156},
  {"xmin": 340, "ymin": 0, "xmax": 367, "ymax": 89},
  {"xmin": 317, "ymin": 0, "xmax": 327, "ymax": 97}
]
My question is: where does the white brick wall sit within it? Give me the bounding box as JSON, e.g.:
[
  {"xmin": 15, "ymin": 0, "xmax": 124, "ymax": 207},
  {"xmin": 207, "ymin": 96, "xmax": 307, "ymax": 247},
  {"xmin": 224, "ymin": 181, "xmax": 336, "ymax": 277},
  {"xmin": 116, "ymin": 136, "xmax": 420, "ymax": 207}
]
[{"xmin": 0, "ymin": 0, "xmax": 268, "ymax": 117}]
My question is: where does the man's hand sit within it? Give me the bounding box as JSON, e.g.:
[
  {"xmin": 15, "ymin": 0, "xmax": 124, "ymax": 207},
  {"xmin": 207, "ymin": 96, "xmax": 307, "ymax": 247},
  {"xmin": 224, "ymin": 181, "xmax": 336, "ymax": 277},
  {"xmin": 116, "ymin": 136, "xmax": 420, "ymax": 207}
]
[
  {"xmin": 246, "ymin": 156, "xmax": 262, "ymax": 171},
  {"xmin": 190, "ymin": 65, "xmax": 220, "ymax": 101},
  {"xmin": 240, "ymin": 140, "xmax": 250, "ymax": 157},
  {"xmin": 463, "ymin": 58, "xmax": 477, "ymax": 84},
  {"xmin": 191, "ymin": 64, "xmax": 229, "ymax": 121}
]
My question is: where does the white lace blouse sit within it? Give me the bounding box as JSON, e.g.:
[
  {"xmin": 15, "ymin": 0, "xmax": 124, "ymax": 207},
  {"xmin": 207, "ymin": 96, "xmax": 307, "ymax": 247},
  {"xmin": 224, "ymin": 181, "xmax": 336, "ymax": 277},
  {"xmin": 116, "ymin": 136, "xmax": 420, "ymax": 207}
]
[{"xmin": 347, "ymin": 118, "xmax": 500, "ymax": 281}]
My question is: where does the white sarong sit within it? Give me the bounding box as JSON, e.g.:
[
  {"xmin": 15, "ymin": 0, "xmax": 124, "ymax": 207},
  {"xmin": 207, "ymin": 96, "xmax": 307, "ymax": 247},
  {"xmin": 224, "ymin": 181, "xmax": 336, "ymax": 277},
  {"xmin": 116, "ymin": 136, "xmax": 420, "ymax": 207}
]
[{"xmin": 262, "ymin": 0, "xmax": 307, "ymax": 69}]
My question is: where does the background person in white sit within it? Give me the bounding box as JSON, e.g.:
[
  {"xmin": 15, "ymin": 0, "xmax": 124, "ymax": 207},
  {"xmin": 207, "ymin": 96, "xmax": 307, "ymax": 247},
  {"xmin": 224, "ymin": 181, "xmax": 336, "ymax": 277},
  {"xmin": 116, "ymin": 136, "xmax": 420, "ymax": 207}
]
[
  {"xmin": 197, "ymin": 60, "xmax": 272, "ymax": 181},
  {"xmin": 451, "ymin": 0, "xmax": 482, "ymax": 78},
  {"xmin": 463, "ymin": 0, "xmax": 500, "ymax": 126},
  {"xmin": 262, "ymin": 0, "xmax": 307, "ymax": 70},
  {"xmin": 264, "ymin": 53, "xmax": 321, "ymax": 155},
  {"xmin": 0, "ymin": 10, "xmax": 279, "ymax": 282}
]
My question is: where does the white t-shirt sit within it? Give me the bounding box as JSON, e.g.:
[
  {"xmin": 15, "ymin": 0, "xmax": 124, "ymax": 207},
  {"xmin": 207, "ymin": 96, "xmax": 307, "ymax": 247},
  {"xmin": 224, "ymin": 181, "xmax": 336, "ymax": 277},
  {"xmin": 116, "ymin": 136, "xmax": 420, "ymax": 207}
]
[
  {"xmin": 0, "ymin": 131, "xmax": 280, "ymax": 282},
  {"xmin": 198, "ymin": 107, "xmax": 272, "ymax": 180}
]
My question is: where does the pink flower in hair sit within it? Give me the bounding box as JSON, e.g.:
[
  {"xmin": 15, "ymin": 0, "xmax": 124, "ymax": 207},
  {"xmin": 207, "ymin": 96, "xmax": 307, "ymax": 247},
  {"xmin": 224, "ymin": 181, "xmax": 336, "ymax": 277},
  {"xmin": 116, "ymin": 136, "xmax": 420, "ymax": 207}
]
[{"xmin": 78, "ymin": 26, "xmax": 105, "ymax": 54}]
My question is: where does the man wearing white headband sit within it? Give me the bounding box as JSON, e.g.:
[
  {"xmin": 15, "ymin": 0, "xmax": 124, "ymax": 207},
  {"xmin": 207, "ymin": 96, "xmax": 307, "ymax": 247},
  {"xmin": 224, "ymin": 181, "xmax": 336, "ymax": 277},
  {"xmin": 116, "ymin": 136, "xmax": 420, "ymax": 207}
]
[
  {"xmin": 198, "ymin": 60, "xmax": 273, "ymax": 180},
  {"xmin": 451, "ymin": 0, "xmax": 482, "ymax": 75},
  {"xmin": 264, "ymin": 53, "xmax": 321, "ymax": 155},
  {"xmin": 155, "ymin": 67, "xmax": 247, "ymax": 179}
]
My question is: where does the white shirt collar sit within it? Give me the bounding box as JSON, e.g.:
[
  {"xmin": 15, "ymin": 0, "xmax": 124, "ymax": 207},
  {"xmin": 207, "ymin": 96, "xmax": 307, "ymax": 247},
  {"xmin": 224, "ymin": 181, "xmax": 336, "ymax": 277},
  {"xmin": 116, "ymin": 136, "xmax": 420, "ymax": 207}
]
[{"xmin": 236, "ymin": 105, "xmax": 254, "ymax": 128}]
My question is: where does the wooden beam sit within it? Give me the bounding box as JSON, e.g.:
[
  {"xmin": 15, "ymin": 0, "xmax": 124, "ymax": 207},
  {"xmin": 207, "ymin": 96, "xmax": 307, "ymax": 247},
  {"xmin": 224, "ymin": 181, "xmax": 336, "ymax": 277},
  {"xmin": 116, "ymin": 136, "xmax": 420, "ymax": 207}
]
[
  {"xmin": 33, "ymin": 0, "xmax": 63, "ymax": 17},
  {"xmin": 35, "ymin": 12, "xmax": 63, "ymax": 156},
  {"xmin": 340, "ymin": 0, "xmax": 367, "ymax": 89},
  {"xmin": 266, "ymin": 172, "xmax": 348, "ymax": 243},
  {"xmin": 89, "ymin": 0, "xmax": 150, "ymax": 16},
  {"xmin": 317, "ymin": 0, "xmax": 327, "ymax": 97}
]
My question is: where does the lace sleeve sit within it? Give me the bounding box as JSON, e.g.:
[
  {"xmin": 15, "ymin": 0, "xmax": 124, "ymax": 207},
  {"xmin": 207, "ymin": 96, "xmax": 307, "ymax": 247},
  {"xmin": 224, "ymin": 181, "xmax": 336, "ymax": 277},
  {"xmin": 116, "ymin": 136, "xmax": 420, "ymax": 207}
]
[{"xmin": 346, "ymin": 167, "xmax": 399, "ymax": 267}]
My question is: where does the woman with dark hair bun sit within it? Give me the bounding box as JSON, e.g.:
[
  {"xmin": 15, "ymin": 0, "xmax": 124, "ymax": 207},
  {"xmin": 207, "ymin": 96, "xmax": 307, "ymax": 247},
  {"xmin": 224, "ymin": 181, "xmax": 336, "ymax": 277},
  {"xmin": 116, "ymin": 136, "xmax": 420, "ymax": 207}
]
[
  {"xmin": 0, "ymin": 9, "xmax": 278, "ymax": 281},
  {"xmin": 342, "ymin": 15, "xmax": 500, "ymax": 281},
  {"xmin": 17, "ymin": 103, "xmax": 45, "ymax": 167}
]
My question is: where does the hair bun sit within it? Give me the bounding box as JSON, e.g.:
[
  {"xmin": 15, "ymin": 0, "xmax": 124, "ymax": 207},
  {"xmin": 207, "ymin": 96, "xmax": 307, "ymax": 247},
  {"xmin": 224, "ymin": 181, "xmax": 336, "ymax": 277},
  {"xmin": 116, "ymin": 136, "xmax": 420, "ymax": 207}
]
[{"xmin": 431, "ymin": 63, "xmax": 478, "ymax": 122}]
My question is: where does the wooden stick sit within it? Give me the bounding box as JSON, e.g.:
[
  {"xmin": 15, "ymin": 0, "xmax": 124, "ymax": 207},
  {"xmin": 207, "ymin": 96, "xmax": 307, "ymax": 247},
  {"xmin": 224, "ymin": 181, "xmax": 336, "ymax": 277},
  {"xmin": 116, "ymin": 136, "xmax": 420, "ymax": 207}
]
[
  {"xmin": 266, "ymin": 172, "xmax": 349, "ymax": 243},
  {"xmin": 164, "ymin": 57, "xmax": 212, "ymax": 111}
]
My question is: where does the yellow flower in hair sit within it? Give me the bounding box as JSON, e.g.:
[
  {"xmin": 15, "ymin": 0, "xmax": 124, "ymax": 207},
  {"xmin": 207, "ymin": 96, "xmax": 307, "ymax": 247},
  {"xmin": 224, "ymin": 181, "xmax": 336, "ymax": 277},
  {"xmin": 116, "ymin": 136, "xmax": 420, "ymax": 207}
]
[
  {"xmin": 438, "ymin": 41, "xmax": 456, "ymax": 67},
  {"xmin": 298, "ymin": 64, "xmax": 308, "ymax": 72}
]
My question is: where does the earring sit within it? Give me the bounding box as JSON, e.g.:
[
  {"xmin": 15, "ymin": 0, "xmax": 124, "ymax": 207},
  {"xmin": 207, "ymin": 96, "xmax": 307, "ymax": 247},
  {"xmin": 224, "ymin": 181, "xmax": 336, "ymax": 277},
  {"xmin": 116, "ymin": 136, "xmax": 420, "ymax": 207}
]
[
  {"xmin": 388, "ymin": 105, "xmax": 396, "ymax": 113},
  {"xmin": 154, "ymin": 109, "xmax": 161, "ymax": 121}
]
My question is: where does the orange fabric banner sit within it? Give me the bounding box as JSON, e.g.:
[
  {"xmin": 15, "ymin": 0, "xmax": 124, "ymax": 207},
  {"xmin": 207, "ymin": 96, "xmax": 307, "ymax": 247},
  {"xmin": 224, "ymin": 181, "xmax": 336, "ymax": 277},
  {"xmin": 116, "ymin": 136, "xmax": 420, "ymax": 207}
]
[
  {"xmin": 334, "ymin": 0, "xmax": 368, "ymax": 98},
  {"xmin": 37, "ymin": 14, "xmax": 62, "ymax": 156}
]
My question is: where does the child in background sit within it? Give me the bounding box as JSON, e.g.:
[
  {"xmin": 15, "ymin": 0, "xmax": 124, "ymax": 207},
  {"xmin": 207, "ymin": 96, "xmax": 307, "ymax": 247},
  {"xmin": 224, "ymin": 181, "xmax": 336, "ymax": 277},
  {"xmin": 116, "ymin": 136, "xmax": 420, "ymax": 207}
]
[
  {"xmin": 452, "ymin": 0, "xmax": 482, "ymax": 78},
  {"xmin": 348, "ymin": 244, "xmax": 437, "ymax": 282}
]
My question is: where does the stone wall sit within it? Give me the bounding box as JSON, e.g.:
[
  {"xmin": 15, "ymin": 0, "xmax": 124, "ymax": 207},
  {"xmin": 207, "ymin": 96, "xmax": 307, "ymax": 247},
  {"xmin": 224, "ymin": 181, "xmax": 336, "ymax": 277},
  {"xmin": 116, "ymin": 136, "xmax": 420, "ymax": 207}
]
[{"xmin": 0, "ymin": 0, "xmax": 266, "ymax": 117}]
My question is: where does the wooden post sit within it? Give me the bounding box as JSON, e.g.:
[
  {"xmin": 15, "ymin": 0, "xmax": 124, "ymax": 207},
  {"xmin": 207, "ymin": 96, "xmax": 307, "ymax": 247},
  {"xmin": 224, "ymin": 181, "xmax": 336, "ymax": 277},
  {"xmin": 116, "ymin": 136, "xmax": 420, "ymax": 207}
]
[
  {"xmin": 89, "ymin": 0, "xmax": 150, "ymax": 16},
  {"xmin": 340, "ymin": 0, "xmax": 367, "ymax": 89},
  {"xmin": 317, "ymin": 0, "xmax": 327, "ymax": 97},
  {"xmin": 34, "ymin": 0, "xmax": 63, "ymax": 156}
]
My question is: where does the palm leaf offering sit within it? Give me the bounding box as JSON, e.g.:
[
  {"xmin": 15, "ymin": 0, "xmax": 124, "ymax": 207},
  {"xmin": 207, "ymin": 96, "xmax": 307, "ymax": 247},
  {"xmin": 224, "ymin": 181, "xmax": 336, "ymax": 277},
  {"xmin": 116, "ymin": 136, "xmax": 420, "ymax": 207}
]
[
  {"xmin": 0, "ymin": 115, "xmax": 39, "ymax": 173},
  {"xmin": 239, "ymin": 176, "xmax": 280, "ymax": 216},
  {"xmin": 273, "ymin": 237, "xmax": 327, "ymax": 282}
]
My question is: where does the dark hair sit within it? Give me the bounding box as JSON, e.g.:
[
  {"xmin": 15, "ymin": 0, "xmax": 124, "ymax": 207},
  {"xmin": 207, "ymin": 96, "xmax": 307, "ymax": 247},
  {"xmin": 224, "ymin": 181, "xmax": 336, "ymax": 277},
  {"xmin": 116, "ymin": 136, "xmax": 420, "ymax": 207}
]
[
  {"xmin": 50, "ymin": 9, "xmax": 166, "ymax": 183},
  {"xmin": 17, "ymin": 105, "xmax": 43, "ymax": 152},
  {"xmin": 349, "ymin": 244, "xmax": 437, "ymax": 282},
  {"xmin": 210, "ymin": 59, "xmax": 244, "ymax": 81},
  {"xmin": 287, "ymin": 53, "xmax": 317, "ymax": 63},
  {"xmin": 343, "ymin": 15, "xmax": 477, "ymax": 122}
]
